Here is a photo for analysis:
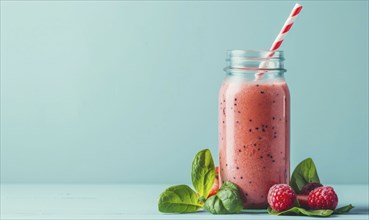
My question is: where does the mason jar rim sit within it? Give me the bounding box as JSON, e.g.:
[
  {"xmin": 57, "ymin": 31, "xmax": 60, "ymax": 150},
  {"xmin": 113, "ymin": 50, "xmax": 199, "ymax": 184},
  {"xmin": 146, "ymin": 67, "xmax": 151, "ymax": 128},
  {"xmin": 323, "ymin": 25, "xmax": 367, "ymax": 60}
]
[
  {"xmin": 225, "ymin": 49, "xmax": 286, "ymax": 73},
  {"xmin": 227, "ymin": 49, "xmax": 283, "ymax": 52},
  {"xmin": 226, "ymin": 50, "xmax": 284, "ymax": 59}
]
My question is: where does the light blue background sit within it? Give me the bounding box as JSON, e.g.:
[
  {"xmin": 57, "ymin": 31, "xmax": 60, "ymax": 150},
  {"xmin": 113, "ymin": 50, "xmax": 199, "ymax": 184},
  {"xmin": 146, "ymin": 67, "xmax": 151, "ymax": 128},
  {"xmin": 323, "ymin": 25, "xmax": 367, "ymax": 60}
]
[{"xmin": 1, "ymin": 1, "xmax": 368, "ymax": 184}]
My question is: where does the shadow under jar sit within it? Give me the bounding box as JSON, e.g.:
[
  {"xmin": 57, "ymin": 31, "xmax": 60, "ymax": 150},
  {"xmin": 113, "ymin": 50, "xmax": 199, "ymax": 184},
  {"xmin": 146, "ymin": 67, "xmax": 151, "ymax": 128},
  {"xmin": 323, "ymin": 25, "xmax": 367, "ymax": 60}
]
[{"xmin": 218, "ymin": 50, "xmax": 290, "ymax": 209}]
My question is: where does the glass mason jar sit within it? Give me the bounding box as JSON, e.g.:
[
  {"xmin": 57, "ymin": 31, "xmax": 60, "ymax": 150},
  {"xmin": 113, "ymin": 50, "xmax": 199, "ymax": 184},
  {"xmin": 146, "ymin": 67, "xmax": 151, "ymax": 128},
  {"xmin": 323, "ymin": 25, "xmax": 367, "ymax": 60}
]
[{"xmin": 218, "ymin": 50, "xmax": 290, "ymax": 209}]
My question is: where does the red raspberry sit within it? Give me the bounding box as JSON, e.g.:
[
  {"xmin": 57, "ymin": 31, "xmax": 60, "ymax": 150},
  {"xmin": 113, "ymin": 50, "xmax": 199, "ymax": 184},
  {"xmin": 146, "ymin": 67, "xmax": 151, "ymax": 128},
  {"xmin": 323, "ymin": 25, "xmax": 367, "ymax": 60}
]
[
  {"xmin": 308, "ymin": 186, "xmax": 338, "ymax": 210},
  {"xmin": 267, "ymin": 184, "xmax": 296, "ymax": 212},
  {"xmin": 301, "ymin": 182, "xmax": 323, "ymax": 195}
]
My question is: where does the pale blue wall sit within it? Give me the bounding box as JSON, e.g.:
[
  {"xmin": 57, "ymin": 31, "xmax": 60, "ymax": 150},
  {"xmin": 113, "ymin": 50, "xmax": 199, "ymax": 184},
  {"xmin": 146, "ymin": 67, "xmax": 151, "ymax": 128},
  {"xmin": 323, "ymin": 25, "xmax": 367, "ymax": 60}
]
[{"xmin": 1, "ymin": 1, "xmax": 368, "ymax": 184}]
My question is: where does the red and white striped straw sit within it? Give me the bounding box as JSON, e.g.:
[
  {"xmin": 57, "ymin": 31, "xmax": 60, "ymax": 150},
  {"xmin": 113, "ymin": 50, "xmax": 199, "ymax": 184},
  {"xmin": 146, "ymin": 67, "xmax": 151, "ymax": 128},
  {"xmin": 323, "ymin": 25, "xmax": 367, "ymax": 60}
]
[{"xmin": 256, "ymin": 3, "xmax": 303, "ymax": 79}]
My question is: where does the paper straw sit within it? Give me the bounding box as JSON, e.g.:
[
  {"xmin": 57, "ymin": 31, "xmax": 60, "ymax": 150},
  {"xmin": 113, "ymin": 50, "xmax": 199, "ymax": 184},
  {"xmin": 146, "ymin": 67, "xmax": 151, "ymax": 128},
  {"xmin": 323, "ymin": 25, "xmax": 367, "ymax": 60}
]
[{"xmin": 255, "ymin": 3, "xmax": 303, "ymax": 79}]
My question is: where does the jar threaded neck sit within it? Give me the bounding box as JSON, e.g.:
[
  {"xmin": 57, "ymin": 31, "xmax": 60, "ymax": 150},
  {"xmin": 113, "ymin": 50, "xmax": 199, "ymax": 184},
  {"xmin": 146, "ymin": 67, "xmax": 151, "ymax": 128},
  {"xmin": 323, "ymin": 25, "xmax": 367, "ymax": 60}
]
[{"xmin": 225, "ymin": 50, "xmax": 286, "ymax": 73}]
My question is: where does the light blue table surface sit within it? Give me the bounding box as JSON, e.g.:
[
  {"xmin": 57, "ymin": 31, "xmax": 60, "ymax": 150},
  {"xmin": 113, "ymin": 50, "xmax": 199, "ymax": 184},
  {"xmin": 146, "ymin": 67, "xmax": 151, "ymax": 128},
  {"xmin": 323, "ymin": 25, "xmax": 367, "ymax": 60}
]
[{"xmin": 1, "ymin": 184, "xmax": 368, "ymax": 220}]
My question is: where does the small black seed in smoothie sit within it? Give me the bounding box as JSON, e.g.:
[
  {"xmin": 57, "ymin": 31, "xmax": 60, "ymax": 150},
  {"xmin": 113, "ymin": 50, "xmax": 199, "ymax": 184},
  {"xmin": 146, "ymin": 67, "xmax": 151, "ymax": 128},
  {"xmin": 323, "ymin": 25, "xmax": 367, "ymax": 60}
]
[
  {"xmin": 226, "ymin": 163, "xmax": 228, "ymax": 166},
  {"xmin": 249, "ymin": 181, "xmax": 252, "ymax": 184},
  {"xmin": 222, "ymin": 180, "xmax": 225, "ymax": 183},
  {"xmin": 238, "ymin": 111, "xmax": 241, "ymax": 113},
  {"xmin": 233, "ymin": 177, "xmax": 236, "ymax": 179},
  {"xmin": 238, "ymin": 149, "xmax": 241, "ymax": 152},
  {"xmin": 245, "ymin": 192, "xmax": 248, "ymax": 196},
  {"xmin": 260, "ymin": 91, "xmax": 265, "ymax": 94},
  {"xmin": 274, "ymin": 135, "xmax": 277, "ymax": 138},
  {"xmin": 222, "ymin": 121, "xmax": 225, "ymax": 124},
  {"xmin": 249, "ymin": 129, "xmax": 252, "ymax": 132},
  {"xmin": 267, "ymin": 153, "xmax": 270, "ymax": 156},
  {"xmin": 258, "ymin": 148, "xmax": 260, "ymax": 151},
  {"xmin": 240, "ymin": 176, "xmax": 243, "ymax": 179},
  {"xmin": 273, "ymin": 100, "xmax": 276, "ymax": 103},
  {"xmin": 262, "ymin": 128, "xmax": 266, "ymax": 132},
  {"xmin": 272, "ymin": 117, "xmax": 275, "ymax": 120},
  {"xmin": 258, "ymin": 137, "xmax": 262, "ymax": 140},
  {"xmin": 256, "ymin": 84, "xmax": 259, "ymax": 87},
  {"xmin": 260, "ymin": 156, "xmax": 263, "ymax": 159},
  {"xmin": 234, "ymin": 98, "xmax": 237, "ymax": 101},
  {"xmin": 254, "ymin": 144, "xmax": 257, "ymax": 146},
  {"xmin": 236, "ymin": 121, "xmax": 239, "ymax": 124},
  {"xmin": 249, "ymin": 119, "xmax": 252, "ymax": 122},
  {"xmin": 243, "ymin": 145, "xmax": 246, "ymax": 148},
  {"xmin": 255, "ymin": 127, "xmax": 259, "ymax": 130},
  {"xmin": 236, "ymin": 166, "xmax": 239, "ymax": 169},
  {"xmin": 265, "ymin": 125, "xmax": 268, "ymax": 128},
  {"xmin": 234, "ymin": 103, "xmax": 237, "ymax": 106}
]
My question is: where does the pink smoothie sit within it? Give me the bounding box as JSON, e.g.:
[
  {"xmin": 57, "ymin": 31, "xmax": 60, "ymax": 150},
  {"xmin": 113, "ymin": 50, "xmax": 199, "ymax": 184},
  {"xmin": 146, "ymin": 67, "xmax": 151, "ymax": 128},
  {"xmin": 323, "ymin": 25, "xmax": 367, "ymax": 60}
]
[{"xmin": 219, "ymin": 79, "xmax": 290, "ymax": 209}]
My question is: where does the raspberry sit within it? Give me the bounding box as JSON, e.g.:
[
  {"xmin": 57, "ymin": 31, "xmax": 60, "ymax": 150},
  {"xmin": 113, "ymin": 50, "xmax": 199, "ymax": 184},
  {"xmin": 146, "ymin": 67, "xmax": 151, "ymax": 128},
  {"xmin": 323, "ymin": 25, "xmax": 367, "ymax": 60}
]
[
  {"xmin": 308, "ymin": 186, "xmax": 338, "ymax": 210},
  {"xmin": 301, "ymin": 182, "xmax": 323, "ymax": 195},
  {"xmin": 267, "ymin": 184, "xmax": 296, "ymax": 212}
]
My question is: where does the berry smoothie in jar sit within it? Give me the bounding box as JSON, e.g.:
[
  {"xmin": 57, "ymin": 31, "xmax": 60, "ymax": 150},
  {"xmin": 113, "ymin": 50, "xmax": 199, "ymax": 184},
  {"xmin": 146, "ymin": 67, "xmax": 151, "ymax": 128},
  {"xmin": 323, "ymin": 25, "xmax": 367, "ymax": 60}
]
[{"xmin": 219, "ymin": 50, "xmax": 290, "ymax": 209}]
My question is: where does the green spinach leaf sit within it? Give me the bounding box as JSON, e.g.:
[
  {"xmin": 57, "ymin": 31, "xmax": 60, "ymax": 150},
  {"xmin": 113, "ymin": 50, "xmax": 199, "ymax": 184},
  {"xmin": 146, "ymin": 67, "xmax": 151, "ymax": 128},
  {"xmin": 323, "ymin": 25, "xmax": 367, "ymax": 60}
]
[
  {"xmin": 267, "ymin": 204, "xmax": 354, "ymax": 217},
  {"xmin": 204, "ymin": 181, "xmax": 243, "ymax": 214},
  {"xmin": 334, "ymin": 204, "xmax": 354, "ymax": 214},
  {"xmin": 290, "ymin": 158, "xmax": 320, "ymax": 193},
  {"xmin": 267, "ymin": 207, "xmax": 333, "ymax": 217},
  {"xmin": 158, "ymin": 185, "xmax": 202, "ymax": 213},
  {"xmin": 221, "ymin": 181, "xmax": 239, "ymax": 191},
  {"xmin": 191, "ymin": 149, "xmax": 215, "ymax": 198}
]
